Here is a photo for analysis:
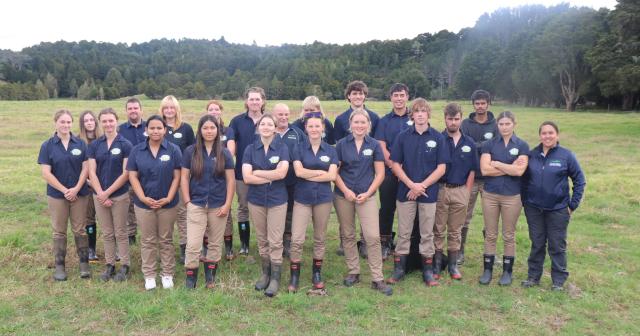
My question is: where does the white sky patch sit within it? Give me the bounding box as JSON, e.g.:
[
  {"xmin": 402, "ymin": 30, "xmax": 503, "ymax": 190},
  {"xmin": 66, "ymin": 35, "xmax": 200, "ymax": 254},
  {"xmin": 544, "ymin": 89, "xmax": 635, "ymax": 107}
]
[{"xmin": 1, "ymin": 0, "xmax": 617, "ymax": 51}]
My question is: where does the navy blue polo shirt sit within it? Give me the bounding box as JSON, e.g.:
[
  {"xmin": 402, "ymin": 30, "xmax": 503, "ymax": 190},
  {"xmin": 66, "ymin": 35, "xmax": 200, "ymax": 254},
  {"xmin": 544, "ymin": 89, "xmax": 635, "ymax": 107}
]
[
  {"xmin": 230, "ymin": 112, "xmax": 260, "ymax": 180},
  {"xmin": 292, "ymin": 118, "xmax": 336, "ymax": 145},
  {"xmin": 126, "ymin": 139, "xmax": 182, "ymax": 209},
  {"xmin": 335, "ymin": 135, "xmax": 384, "ymax": 197},
  {"xmin": 374, "ymin": 109, "xmax": 412, "ymax": 175},
  {"xmin": 292, "ymin": 140, "xmax": 339, "ymax": 205},
  {"xmin": 522, "ymin": 143, "xmax": 586, "ymax": 211},
  {"xmin": 242, "ymin": 139, "xmax": 290, "ymax": 207},
  {"xmin": 481, "ymin": 134, "xmax": 530, "ymax": 196},
  {"xmin": 118, "ymin": 120, "xmax": 147, "ymax": 146},
  {"xmin": 333, "ymin": 106, "xmax": 380, "ymax": 141},
  {"xmin": 222, "ymin": 126, "xmax": 235, "ymax": 149},
  {"xmin": 166, "ymin": 122, "xmax": 195, "ymax": 153},
  {"xmin": 277, "ymin": 125, "xmax": 307, "ymax": 186},
  {"xmin": 182, "ymin": 145, "xmax": 235, "ymax": 208},
  {"xmin": 87, "ymin": 134, "xmax": 133, "ymax": 198},
  {"xmin": 391, "ymin": 126, "xmax": 450, "ymax": 203},
  {"xmin": 38, "ymin": 133, "xmax": 90, "ymax": 199},
  {"xmin": 441, "ymin": 131, "xmax": 478, "ymax": 185}
]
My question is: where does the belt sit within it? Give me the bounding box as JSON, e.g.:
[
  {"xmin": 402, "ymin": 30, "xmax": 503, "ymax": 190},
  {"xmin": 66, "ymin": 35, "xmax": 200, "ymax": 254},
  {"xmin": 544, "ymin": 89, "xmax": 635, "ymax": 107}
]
[{"xmin": 442, "ymin": 183, "xmax": 464, "ymax": 188}]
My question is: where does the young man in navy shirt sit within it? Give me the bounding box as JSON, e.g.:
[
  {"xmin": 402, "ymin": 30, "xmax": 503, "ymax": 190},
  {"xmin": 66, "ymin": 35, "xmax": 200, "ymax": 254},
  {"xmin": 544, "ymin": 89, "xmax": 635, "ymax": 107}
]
[
  {"xmin": 433, "ymin": 103, "xmax": 478, "ymax": 280},
  {"xmin": 229, "ymin": 87, "xmax": 266, "ymax": 255},
  {"xmin": 458, "ymin": 89, "xmax": 499, "ymax": 264},
  {"xmin": 374, "ymin": 83, "xmax": 412, "ymax": 260},
  {"xmin": 333, "ymin": 80, "xmax": 380, "ymax": 257},
  {"xmin": 274, "ymin": 103, "xmax": 306, "ymax": 257},
  {"xmin": 387, "ymin": 98, "xmax": 449, "ymax": 287},
  {"xmin": 119, "ymin": 97, "xmax": 147, "ymax": 245}
]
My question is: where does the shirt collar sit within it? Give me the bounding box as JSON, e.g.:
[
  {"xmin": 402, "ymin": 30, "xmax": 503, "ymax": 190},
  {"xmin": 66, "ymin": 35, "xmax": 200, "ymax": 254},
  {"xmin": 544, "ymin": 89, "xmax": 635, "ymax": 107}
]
[
  {"xmin": 53, "ymin": 132, "xmax": 79, "ymax": 144},
  {"xmin": 143, "ymin": 138, "xmax": 169, "ymax": 151}
]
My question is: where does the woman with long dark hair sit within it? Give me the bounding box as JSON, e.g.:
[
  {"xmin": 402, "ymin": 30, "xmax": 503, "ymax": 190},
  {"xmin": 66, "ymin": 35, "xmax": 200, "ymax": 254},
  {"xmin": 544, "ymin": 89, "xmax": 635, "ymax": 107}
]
[
  {"xmin": 181, "ymin": 115, "xmax": 235, "ymax": 289},
  {"xmin": 78, "ymin": 110, "xmax": 102, "ymax": 262}
]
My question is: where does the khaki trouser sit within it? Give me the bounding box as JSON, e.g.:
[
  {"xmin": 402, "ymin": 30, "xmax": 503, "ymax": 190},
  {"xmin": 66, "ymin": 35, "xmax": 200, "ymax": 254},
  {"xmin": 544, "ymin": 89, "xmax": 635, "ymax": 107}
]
[
  {"xmin": 290, "ymin": 201, "xmax": 332, "ymax": 261},
  {"xmin": 248, "ymin": 202, "xmax": 286, "ymax": 264},
  {"xmin": 175, "ymin": 194, "xmax": 187, "ymax": 245},
  {"xmin": 334, "ymin": 195, "xmax": 383, "ymax": 282},
  {"xmin": 135, "ymin": 205, "xmax": 177, "ymax": 278},
  {"xmin": 127, "ymin": 189, "xmax": 138, "ymax": 237},
  {"xmin": 94, "ymin": 193, "xmax": 130, "ymax": 265},
  {"xmin": 224, "ymin": 210, "xmax": 234, "ymax": 236},
  {"xmin": 482, "ymin": 191, "xmax": 522, "ymax": 256},
  {"xmin": 184, "ymin": 203, "xmax": 228, "ymax": 269},
  {"xmin": 396, "ymin": 201, "xmax": 437, "ymax": 257},
  {"xmin": 86, "ymin": 193, "xmax": 96, "ymax": 226},
  {"xmin": 48, "ymin": 196, "xmax": 89, "ymax": 240},
  {"xmin": 235, "ymin": 180, "xmax": 250, "ymax": 223},
  {"xmin": 463, "ymin": 180, "xmax": 485, "ymax": 229},
  {"xmin": 434, "ymin": 185, "xmax": 470, "ymax": 251}
]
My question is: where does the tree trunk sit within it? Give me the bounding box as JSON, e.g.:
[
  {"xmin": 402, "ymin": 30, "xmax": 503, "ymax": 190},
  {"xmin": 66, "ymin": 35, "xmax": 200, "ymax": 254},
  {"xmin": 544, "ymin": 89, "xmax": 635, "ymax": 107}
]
[{"xmin": 560, "ymin": 69, "xmax": 578, "ymax": 111}]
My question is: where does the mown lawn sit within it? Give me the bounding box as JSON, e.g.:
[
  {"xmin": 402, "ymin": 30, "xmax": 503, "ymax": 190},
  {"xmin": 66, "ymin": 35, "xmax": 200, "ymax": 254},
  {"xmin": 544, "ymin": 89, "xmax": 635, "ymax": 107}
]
[{"xmin": 0, "ymin": 99, "xmax": 638, "ymax": 335}]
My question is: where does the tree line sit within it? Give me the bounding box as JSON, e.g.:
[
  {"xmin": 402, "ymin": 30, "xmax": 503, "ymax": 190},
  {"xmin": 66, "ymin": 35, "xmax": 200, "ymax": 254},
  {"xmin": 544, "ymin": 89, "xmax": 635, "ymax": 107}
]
[{"xmin": 0, "ymin": 1, "xmax": 638, "ymax": 111}]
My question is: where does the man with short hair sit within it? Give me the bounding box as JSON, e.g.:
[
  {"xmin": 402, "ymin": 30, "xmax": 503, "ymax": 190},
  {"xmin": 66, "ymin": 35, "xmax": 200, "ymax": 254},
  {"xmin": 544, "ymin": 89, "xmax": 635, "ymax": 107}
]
[
  {"xmin": 333, "ymin": 80, "xmax": 380, "ymax": 257},
  {"xmin": 229, "ymin": 87, "xmax": 266, "ymax": 255},
  {"xmin": 458, "ymin": 89, "xmax": 499, "ymax": 265},
  {"xmin": 433, "ymin": 103, "xmax": 478, "ymax": 280},
  {"xmin": 273, "ymin": 103, "xmax": 306, "ymax": 257},
  {"xmin": 374, "ymin": 83, "xmax": 412, "ymax": 260},
  {"xmin": 119, "ymin": 97, "xmax": 147, "ymax": 245}
]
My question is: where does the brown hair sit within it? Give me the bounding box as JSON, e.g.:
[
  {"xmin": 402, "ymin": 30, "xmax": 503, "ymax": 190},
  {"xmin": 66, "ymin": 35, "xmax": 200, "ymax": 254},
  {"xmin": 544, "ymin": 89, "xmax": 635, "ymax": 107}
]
[
  {"xmin": 125, "ymin": 97, "xmax": 142, "ymax": 109},
  {"xmin": 409, "ymin": 98, "xmax": 432, "ymax": 119},
  {"xmin": 344, "ymin": 80, "xmax": 368, "ymax": 100},
  {"xmin": 54, "ymin": 109, "xmax": 73, "ymax": 122},
  {"xmin": 444, "ymin": 103, "xmax": 463, "ymax": 118},
  {"xmin": 538, "ymin": 120, "xmax": 559, "ymax": 134},
  {"xmin": 78, "ymin": 110, "xmax": 102, "ymax": 143},
  {"xmin": 497, "ymin": 111, "xmax": 516, "ymax": 124},
  {"xmin": 244, "ymin": 87, "xmax": 266, "ymax": 113}
]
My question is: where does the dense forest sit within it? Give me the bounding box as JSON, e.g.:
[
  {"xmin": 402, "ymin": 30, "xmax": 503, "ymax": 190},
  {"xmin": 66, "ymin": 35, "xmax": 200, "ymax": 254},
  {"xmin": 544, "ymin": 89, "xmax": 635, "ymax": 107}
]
[{"xmin": 0, "ymin": 1, "xmax": 638, "ymax": 110}]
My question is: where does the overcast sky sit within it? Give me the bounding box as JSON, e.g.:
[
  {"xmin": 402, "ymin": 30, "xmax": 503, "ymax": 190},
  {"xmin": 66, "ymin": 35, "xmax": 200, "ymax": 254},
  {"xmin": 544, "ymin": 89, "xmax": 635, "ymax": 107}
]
[{"xmin": 1, "ymin": 0, "xmax": 617, "ymax": 51}]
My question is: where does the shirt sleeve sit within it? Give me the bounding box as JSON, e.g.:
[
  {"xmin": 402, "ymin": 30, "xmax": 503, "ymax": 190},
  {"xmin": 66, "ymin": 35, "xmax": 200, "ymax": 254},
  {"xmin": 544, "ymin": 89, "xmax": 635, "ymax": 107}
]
[
  {"xmin": 481, "ymin": 139, "xmax": 493, "ymax": 155},
  {"xmin": 242, "ymin": 144, "xmax": 254, "ymax": 165},
  {"xmin": 79, "ymin": 140, "xmax": 88, "ymax": 162},
  {"xmin": 223, "ymin": 148, "xmax": 234, "ymax": 169},
  {"xmin": 37, "ymin": 141, "xmax": 50, "ymax": 165},
  {"xmin": 225, "ymin": 127, "xmax": 235, "ymax": 141},
  {"xmin": 279, "ymin": 143, "xmax": 290, "ymax": 162},
  {"xmin": 126, "ymin": 147, "xmax": 138, "ymax": 171},
  {"xmin": 390, "ymin": 135, "xmax": 403, "ymax": 163},
  {"xmin": 335, "ymin": 140, "xmax": 343, "ymax": 163},
  {"xmin": 122, "ymin": 140, "xmax": 133, "ymax": 158},
  {"xmin": 172, "ymin": 145, "xmax": 183, "ymax": 170},
  {"xmin": 324, "ymin": 119, "xmax": 336, "ymax": 145},
  {"xmin": 87, "ymin": 141, "xmax": 97, "ymax": 159},
  {"xmin": 373, "ymin": 141, "xmax": 384, "ymax": 162},
  {"xmin": 184, "ymin": 124, "xmax": 196, "ymax": 148},
  {"xmin": 436, "ymin": 134, "xmax": 451, "ymax": 165},
  {"xmin": 181, "ymin": 146, "xmax": 193, "ymax": 169},
  {"xmin": 291, "ymin": 144, "xmax": 302, "ymax": 162},
  {"xmin": 471, "ymin": 142, "xmax": 479, "ymax": 172},
  {"xmin": 334, "ymin": 116, "xmax": 346, "ymax": 141},
  {"xmin": 568, "ymin": 152, "xmax": 586, "ymax": 211},
  {"xmin": 329, "ymin": 146, "xmax": 339, "ymax": 165},
  {"xmin": 519, "ymin": 139, "xmax": 530, "ymax": 156}
]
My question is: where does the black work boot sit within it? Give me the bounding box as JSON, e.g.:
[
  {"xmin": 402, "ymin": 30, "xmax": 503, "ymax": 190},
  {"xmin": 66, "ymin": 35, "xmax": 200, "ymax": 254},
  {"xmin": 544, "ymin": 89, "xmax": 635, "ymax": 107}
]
[
  {"xmin": 255, "ymin": 257, "xmax": 270, "ymax": 291},
  {"xmin": 521, "ymin": 278, "xmax": 540, "ymax": 288},
  {"xmin": 265, "ymin": 263, "xmax": 282, "ymax": 297},
  {"xmin": 185, "ymin": 268, "xmax": 198, "ymax": 289},
  {"xmin": 448, "ymin": 250, "xmax": 462, "ymax": 280},
  {"xmin": 75, "ymin": 235, "xmax": 91, "ymax": 279},
  {"xmin": 380, "ymin": 235, "xmax": 392, "ymax": 261},
  {"xmin": 200, "ymin": 236, "xmax": 209, "ymax": 262},
  {"xmin": 343, "ymin": 274, "xmax": 360, "ymax": 287},
  {"xmin": 282, "ymin": 233, "xmax": 291, "ymax": 259},
  {"xmin": 100, "ymin": 264, "xmax": 116, "ymax": 282},
  {"xmin": 179, "ymin": 244, "xmax": 186, "ymax": 265},
  {"xmin": 203, "ymin": 261, "xmax": 217, "ymax": 289},
  {"xmin": 239, "ymin": 222, "xmax": 250, "ymax": 255},
  {"xmin": 311, "ymin": 259, "xmax": 325, "ymax": 289},
  {"xmin": 86, "ymin": 224, "xmax": 98, "ymax": 263},
  {"xmin": 113, "ymin": 264, "xmax": 130, "ymax": 282},
  {"xmin": 479, "ymin": 254, "xmax": 495, "ymax": 285},
  {"xmin": 336, "ymin": 239, "xmax": 345, "ymax": 256},
  {"xmin": 224, "ymin": 235, "xmax": 234, "ymax": 261},
  {"xmin": 458, "ymin": 227, "xmax": 468, "ymax": 265},
  {"xmin": 357, "ymin": 240, "xmax": 368, "ymax": 259},
  {"xmin": 128, "ymin": 235, "xmax": 136, "ymax": 245},
  {"xmin": 288, "ymin": 262, "xmax": 301, "ymax": 293},
  {"xmin": 53, "ymin": 237, "xmax": 67, "ymax": 281},
  {"xmin": 499, "ymin": 256, "xmax": 515, "ymax": 286},
  {"xmin": 433, "ymin": 250, "xmax": 443, "ymax": 280},
  {"xmin": 371, "ymin": 281, "xmax": 393, "ymax": 296},
  {"xmin": 386, "ymin": 254, "xmax": 407, "ymax": 284},
  {"xmin": 422, "ymin": 256, "xmax": 439, "ymax": 287}
]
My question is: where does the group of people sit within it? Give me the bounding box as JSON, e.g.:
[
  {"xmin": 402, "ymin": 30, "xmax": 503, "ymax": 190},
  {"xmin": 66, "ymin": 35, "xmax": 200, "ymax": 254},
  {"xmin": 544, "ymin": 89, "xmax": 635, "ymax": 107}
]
[{"xmin": 38, "ymin": 81, "xmax": 586, "ymax": 297}]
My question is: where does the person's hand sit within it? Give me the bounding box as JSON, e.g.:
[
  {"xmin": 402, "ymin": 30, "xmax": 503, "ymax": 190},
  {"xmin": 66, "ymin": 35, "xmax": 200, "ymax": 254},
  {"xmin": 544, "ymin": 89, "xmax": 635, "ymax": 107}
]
[
  {"xmin": 409, "ymin": 182, "xmax": 426, "ymax": 196},
  {"xmin": 64, "ymin": 187, "xmax": 79, "ymax": 201},
  {"xmin": 355, "ymin": 192, "xmax": 370, "ymax": 204},
  {"xmin": 567, "ymin": 207, "xmax": 572, "ymax": 216},
  {"xmin": 217, "ymin": 203, "xmax": 231, "ymax": 217},
  {"xmin": 343, "ymin": 189, "xmax": 357, "ymax": 202},
  {"xmin": 102, "ymin": 198, "xmax": 114, "ymax": 207},
  {"xmin": 142, "ymin": 197, "xmax": 157, "ymax": 208},
  {"xmin": 96, "ymin": 190, "xmax": 110, "ymax": 204}
]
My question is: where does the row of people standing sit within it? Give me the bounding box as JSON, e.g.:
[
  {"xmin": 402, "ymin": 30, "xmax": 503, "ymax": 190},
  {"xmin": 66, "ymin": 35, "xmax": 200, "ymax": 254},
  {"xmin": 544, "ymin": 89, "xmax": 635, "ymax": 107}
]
[{"xmin": 38, "ymin": 83, "xmax": 585, "ymax": 295}]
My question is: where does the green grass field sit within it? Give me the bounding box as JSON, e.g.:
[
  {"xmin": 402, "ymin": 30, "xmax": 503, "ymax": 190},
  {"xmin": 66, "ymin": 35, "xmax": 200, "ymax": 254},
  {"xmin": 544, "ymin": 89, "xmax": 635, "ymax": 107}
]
[{"xmin": 1, "ymin": 99, "xmax": 639, "ymax": 335}]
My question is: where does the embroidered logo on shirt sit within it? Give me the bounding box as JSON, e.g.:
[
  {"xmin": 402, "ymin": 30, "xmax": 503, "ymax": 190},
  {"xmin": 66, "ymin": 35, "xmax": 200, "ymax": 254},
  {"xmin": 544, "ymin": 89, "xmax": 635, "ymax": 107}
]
[
  {"xmin": 484, "ymin": 132, "xmax": 493, "ymax": 140},
  {"xmin": 160, "ymin": 154, "xmax": 171, "ymax": 162},
  {"xmin": 461, "ymin": 145, "xmax": 471, "ymax": 153},
  {"xmin": 221, "ymin": 135, "xmax": 227, "ymax": 141},
  {"xmin": 320, "ymin": 155, "xmax": 330, "ymax": 162},
  {"xmin": 549, "ymin": 160, "xmax": 562, "ymax": 167},
  {"xmin": 143, "ymin": 131, "xmax": 148, "ymax": 137},
  {"xmin": 407, "ymin": 120, "xmax": 414, "ymax": 126},
  {"xmin": 111, "ymin": 148, "xmax": 122, "ymax": 155},
  {"xmin": 71, "ymin": 148, "xmax": 82, "ymax": 156},
  {"xmin": 322, "ymin": 132, "xmax": 327, "ymax": 138},
  {"xmin": 269, "ymin": 156, "xmax": 280, "ymax": 164},
  {"xmin": 174, "ymin": 132, "xmax": 183, "ymax": 139},
  {"xmin": 509, "ymin": 148, "xmax": 519, "ymax": 156},
  {"xmin": 362, "ymin": 149, "xmax": 373, "ymax": 156},
  {"xmin": 287, "ymin": 135, "xmax": 297, "ymax": 140},
  {"xmin": 426, "ymin": 140, "xmax": 437, "ymax": 148}
]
